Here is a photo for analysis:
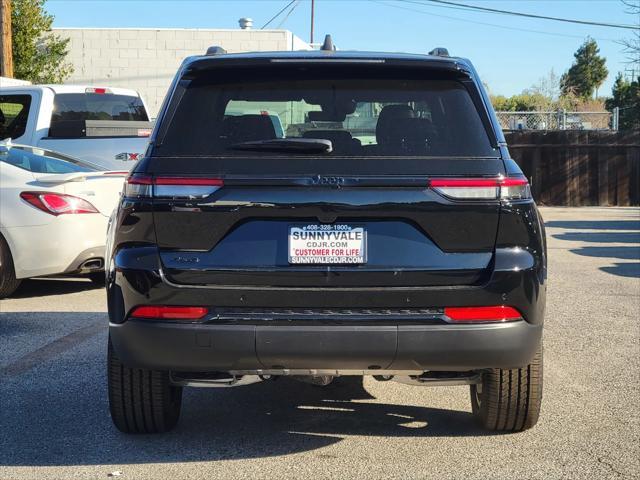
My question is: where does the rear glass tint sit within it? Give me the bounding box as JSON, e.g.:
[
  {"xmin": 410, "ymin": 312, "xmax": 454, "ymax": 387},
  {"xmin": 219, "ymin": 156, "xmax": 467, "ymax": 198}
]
[
  {"xmin": 157, "ymin": 69, "xmax": 497, "ymax": 158},
  {"xmin": 49, "ymin": 93, "xmax": 148, "ymax": 138},
  {"xmin": 0, "ymin": 94, "xmax": 32, "ymax": 140}
]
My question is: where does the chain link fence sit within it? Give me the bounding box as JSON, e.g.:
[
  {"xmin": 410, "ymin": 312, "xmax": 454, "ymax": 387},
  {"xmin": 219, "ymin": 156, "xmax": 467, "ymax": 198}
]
[{"xmin": 496, "ymin": 109, "xmax": 619, "ymax": 131}]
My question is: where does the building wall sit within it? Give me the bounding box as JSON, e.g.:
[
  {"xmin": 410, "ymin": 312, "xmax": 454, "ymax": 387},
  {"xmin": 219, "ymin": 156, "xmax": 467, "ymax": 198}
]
[{"xmin": 54, "ymin": 28, "xmax": 310, "ymax": 116}]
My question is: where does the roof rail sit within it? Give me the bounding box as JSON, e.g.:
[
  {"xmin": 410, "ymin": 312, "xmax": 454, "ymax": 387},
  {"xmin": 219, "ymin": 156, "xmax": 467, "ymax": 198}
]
[
  {"xmin": 205, "ymin": 46, "xmax": 227, "ymax": 56},
  {"xmin": 428, "ymin": 47, "xmax": 450, "ymax": 57}
]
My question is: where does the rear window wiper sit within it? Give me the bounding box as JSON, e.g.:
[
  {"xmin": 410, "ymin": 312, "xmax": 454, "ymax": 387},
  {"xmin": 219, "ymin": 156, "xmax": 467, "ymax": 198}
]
[{"xmin": 228, "ymin": 138, "xmax": 333, "ymax": 153}]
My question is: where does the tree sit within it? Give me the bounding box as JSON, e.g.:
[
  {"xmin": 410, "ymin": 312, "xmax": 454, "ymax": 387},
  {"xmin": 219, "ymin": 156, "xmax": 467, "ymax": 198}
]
[
  {"xmin": 11, "ymin": 0, "xmax": 72, "ymax": 83},
  {"xmin": 605, "ymin": 73, "xmax": 640, "ymax": 130},
  {"xmin": 619, "ymin": 0, "xmax": 639, "ymax": 72},
  {"xmin": 490, "ymin": 92, "xmax": 553, "ymax": 112},
  {"xmin": 529, "ymin": 69, "xmax": 562, "ymax": 102},
  {"xmin": 560, "ymin": 38, "xmax": 608, "ymax": 99}
]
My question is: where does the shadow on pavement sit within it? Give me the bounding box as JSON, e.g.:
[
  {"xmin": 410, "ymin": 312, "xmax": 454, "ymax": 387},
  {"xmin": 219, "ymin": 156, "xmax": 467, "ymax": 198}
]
[
  {"xmin": 600, "ymin": 262, "xmax": 640, "ymax": 278},
  {"xmin": 551, "ymin": 231, "xmax": 640, "ymax": 244},
  {"xmin": 547, "ymin": 218, "xmax": 640, "ymax": 279},
  {"xmin": 8, "ymin": 277, "xmax": 102, "ymax": 299},
  {"xmin": 545, "ymin": 220, "xmax": 640, "ymax": 231},
  {"xmin": 570, "ymin": 246, "xmax": 640, "ymax": 260},
  {"xmin": 0, "ymin": 314, "xmax": 490, "ymax": 468}
]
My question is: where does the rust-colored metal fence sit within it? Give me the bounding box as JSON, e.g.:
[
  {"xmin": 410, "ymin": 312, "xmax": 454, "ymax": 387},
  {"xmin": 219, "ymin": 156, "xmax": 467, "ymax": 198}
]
[{"xmin": 505, "ymin": 130, "xmax": 640, "ymax": 206}]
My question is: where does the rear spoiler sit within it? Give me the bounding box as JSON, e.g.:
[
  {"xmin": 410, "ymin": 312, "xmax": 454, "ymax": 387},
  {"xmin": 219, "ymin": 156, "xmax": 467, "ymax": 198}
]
[
  {"xmin": 184, "ymin": 53, "xmax": 472, "ymax": 77},
  {"xmin": 34, "ymin": 171, "xmax": 128, "ymax": 184}
]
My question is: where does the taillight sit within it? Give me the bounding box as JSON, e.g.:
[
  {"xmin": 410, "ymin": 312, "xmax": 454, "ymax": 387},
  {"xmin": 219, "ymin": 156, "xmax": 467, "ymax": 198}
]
[
  {"xmin": 123, "ymin": 174, "xmax": 153, "ymax": 198},
  {"xmin": 20, "ymin": 192, "xmax": 99, "ymax": 215},
  {"xmin": 499, "ymin": 177, "xmax": 531, "ymax": 200},
  {"xmin": 85, "ymin": 87, "xmax": 111, "ymax": 94},
  {"xmin": 123, "ymin": 175, "xmax": 224, "ymax": 199},
  {"xmin": 155, "ymin": 177, "xmax": 224, "ymax": 198},
  {"xmin": 429, "ymin": 176, "xmax": 531, "ymax": 200},
  {"xmin": 130, "ymin": 305, "xmax": 209, "ymax": 320},
  {"xmin": 444, "ymin": 306, "xmax": 522, "ymax": 323}
]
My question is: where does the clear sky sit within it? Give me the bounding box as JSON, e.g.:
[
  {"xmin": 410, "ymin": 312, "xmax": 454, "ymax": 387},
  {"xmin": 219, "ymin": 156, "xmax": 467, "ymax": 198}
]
[{"xmin": 45, "ymin": 0, "xmax": 639, "ymax": 97}]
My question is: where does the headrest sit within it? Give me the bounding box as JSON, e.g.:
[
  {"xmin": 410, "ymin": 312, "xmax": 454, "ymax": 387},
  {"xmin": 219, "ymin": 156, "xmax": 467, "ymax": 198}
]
[
  {"xmin": 376, "ymin": 105, "xmax": 416, "ymax": 145},
  {"xmin": 378, "ymin": 117, "xmax": 432, "ymax": 154},
  {"xmin": 221, "ymin": 114, "xmax": 276, "ymax": 143},
  {"xmin": 379, "ymin": 104, "xmax": 415, "ymax": 120}
]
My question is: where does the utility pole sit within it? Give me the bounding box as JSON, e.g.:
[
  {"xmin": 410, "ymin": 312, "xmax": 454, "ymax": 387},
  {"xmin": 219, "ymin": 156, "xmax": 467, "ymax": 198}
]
[
  {"xmin": 310, "ymin": 0, "xmax": 315, "ymax": 44},
  {"xmin": 0, "ymin": 0, "xmax": 13, "ymax": 77}
]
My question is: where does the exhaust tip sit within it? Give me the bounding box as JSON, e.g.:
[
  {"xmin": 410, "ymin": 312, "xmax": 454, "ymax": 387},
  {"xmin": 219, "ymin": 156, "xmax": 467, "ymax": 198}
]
[{"xmin": 79, "ymin": 258, "xmax": 104, "ymax": 271}]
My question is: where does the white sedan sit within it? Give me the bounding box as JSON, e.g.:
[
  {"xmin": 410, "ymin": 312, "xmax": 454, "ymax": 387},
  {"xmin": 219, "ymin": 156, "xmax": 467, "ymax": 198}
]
[{"xmin": 0, "ymin": 140, "xmax": 127, "ymax": 297}]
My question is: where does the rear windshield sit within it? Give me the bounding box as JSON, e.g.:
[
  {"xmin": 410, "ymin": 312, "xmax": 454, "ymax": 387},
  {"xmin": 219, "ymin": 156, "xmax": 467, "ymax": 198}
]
[
  {"xmin": 49, "ymin": 93, "xmax": 148, "ymax": 138},
  {"xmin": 157, "ymin": 69, "xmax": 497, "ymax": 158},
  {"xmin": 0, "ymin": 145, "xmax": 102, "ymax": 173}
]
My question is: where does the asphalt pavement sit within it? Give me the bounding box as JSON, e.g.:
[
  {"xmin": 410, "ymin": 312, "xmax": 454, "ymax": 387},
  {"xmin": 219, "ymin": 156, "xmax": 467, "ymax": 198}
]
[{"xmin": 1, "ymin": 207, "xmax": 639, "ymax": 480}]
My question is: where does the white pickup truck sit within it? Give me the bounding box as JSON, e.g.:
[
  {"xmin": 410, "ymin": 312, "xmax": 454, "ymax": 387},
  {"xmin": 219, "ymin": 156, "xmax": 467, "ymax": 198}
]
[{"xmin": 0, "ymin": 84, "xmax": 153, "ymax": 170}]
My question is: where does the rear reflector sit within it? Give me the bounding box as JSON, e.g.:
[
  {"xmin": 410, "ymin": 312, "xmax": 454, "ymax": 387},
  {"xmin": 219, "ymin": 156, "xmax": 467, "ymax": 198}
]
[
  {"xmin": 130, "ymin": 305, "xmax": 209, "ymax": 320},
  {"xmin": 430, "ymin": 176, "xmax": 530, "ymax": 200},
  {"xmin": 444, "ymin": 306, "xmax": 523, "ymax": 322},
  {"xmin": 124, "ymin": 175, "xmax": 224, "ymax": 199},
  {"xmin": 20, "ymin": 192, "xmax": 99, "ymax": 215}
]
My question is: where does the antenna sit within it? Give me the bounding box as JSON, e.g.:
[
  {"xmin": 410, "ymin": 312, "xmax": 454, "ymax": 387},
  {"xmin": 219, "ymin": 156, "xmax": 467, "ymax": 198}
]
[
  {"xmin": 310, "ymin": 0, "xmax": 315, "ymax": 44},
  {"xmin": 320, "ymin": 34, "xmax": 335, "ymax": 51},
  {"xmin": 429, "ymin": 47, "xmax": 450, "ymax": 57},
  {"xmin": 205, "ymin": 46, "xmax": 227, "ymax": 56}
]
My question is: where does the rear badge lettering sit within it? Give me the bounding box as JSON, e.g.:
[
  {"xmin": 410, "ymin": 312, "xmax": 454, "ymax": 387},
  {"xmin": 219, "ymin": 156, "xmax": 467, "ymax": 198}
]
[
  {"xmin": 115, "ymin": 152, "xmax": 143, "ymax": 161},
  {"xmin": 172, "ymin": 256, "xmax": 200, "ymax": 264},
  {"xmin": 312, "ymin": 176, "xmax": 345, "ymax": 186}
]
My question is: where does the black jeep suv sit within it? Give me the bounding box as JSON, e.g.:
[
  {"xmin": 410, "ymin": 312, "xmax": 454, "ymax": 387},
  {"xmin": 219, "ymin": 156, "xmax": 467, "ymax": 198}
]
[{"xmin": 106, "ymin": 46, "xmax": 546, "ymax": 434}]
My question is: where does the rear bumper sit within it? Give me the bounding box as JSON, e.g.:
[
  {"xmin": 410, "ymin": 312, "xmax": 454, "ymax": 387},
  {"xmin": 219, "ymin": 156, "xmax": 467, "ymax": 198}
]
[
  {"xmin": 63, "ymin": 246, "xmax": 105, "ymax": 274},
  {"xmin": 3, "ymin": 215, "xmax": 108, "ymax": 279},
  {"xmin": 109, "ymin": 319, "xmax": 543, "ymax": 372},
  {"xmin": 108, "ymin": 244, "xmax": 546, "ymax": 373}
]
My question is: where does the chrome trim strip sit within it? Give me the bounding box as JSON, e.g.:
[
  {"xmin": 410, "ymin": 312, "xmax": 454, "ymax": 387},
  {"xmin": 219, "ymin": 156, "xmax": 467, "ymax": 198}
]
[
  {"xmin": 227, "ymin": 369, "xmax": 425, "ymax": 376},
  {"xmin": 392, "ymin": 373, "xmax": 482, "ymax": 387},
  {"xmin": 170, "ymin": 370, "xmax": 482, "ymax": 388},
  {"xmin": 158, "ymin": 267, "xmax": 480, "ymax": 292}
]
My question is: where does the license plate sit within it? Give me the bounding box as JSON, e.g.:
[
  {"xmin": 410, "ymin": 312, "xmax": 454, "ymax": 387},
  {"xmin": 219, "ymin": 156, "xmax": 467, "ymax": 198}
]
[{"xmin": 288, "ymin": 225, "xmax": 367, "ymax": 264}]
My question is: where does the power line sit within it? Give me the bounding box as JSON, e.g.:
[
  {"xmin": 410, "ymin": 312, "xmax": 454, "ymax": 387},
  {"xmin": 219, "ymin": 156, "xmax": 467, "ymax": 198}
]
[
  {"xmin": 277, "ymin": 0, "xmax": 300, "ymax": 29},
  {"xmin": 261, "ymin": 0, "xmax": 297, "ymax": 29},
  {"xmin": 374, "ymin": 0, "xmax": 616, "ymax": 42},
  {"xmin": 399, "ymin": 0, "xmax": 639, "ymax": 30}
]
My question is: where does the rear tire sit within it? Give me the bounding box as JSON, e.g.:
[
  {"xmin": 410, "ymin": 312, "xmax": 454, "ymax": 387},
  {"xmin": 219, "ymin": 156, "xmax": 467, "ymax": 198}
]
[
  {"xmin": 0, "ymin": 235, "xmax": 21, "ymax": 298},
  {"xmin": 108, "ymin": 336, "xmax": 182, "ymax": 433},
  {"xmin": 470, "ymin": 344, "xmax": 543, "ymax": 432}
]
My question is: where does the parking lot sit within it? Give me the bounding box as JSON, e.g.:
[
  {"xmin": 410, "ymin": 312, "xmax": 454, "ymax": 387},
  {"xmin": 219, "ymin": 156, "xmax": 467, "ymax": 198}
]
[{"xmin": 0, "ymin": 207, "xmax": 638, "ymax": 480}]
